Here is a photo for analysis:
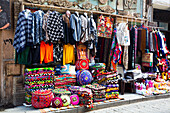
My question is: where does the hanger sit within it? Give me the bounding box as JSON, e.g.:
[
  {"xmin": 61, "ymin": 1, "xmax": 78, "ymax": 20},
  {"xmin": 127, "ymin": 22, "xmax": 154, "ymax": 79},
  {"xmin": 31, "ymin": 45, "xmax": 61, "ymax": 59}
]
[
  {"xmin": 126, "ymin": 17, "xmax": 128, "ymax": 25},
  {"xmin": 66, "ymin": 10, "xmax": 71, "ymax": 18},
  {"xmin": 75, "ymin": 11, "xmax": 79, "ymax": 17},
  {"xmin": 158, "ymin": 28, "xmax": 160, "ymax": 32},
  {"xmin": 90, "ymin": 11, "xmax": 93, "ymax": 18},
  {"xmin": 84, "ymin": 12, "xmax": 88, "ymax": 18},
  {"xmin": 131, "ymin": 17, "xmax": 133, "ymax": 27},
  {"xmin": 121, "ymin": 16, "xmax": 123, "ymax": 23},
  {"xmin": 134, "ymin": 18, "xmax": 137, "ymax": 27}
]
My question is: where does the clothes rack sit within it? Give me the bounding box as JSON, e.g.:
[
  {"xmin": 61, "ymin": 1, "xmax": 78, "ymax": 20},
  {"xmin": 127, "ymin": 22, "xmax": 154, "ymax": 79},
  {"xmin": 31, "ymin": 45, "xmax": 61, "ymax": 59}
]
[
  {"xmin": 146, "ymin": 26, "xmax": 164, "ymax": 29},
  {"xmin": 21, "ymin": 2, "xmax": 147, "ymax": 22}
]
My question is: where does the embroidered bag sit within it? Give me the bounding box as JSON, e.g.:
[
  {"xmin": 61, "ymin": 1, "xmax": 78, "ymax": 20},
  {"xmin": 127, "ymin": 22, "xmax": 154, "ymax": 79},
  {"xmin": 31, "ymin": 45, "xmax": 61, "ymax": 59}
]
[
  {"xmin": 142, "ymin": 53, "xmax": 153, "ymax": 67},
  {"xmin": 70, "ymin": 95, "xmax": 79, "ymax": 105},
  {"xmin": 52, "ymin": 97, "xmax": 63, "ymax": 108},
  {"xmin": 31, "ymin": 90, "xmax": 54, "ymax": 108},
  {"xmin": 76, "ymin": 59, "xmax": 89, "ymax": 70}
]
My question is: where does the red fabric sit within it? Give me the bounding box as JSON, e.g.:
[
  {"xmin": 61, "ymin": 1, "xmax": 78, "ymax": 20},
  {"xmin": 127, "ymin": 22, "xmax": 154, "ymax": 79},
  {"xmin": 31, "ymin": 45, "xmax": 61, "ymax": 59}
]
[{"xmin": 154, "ymin": 34, "xmax": 160, "ymax": 57}]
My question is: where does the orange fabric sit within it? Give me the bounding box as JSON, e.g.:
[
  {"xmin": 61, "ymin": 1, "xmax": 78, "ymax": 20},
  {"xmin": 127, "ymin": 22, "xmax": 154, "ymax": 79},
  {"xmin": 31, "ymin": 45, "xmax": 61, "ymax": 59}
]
[
  {"xmin": 63, "ymin": 44, "xmax": 75, "ymax": 65},
  {"xmin": 40, "ymin": 41, "xmax": 53, "ymax": 64}
]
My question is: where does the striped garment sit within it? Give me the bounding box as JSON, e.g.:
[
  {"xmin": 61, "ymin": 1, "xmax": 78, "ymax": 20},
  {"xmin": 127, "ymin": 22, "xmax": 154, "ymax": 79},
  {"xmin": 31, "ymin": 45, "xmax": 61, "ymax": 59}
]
[{"xmin": 13, "ymin": 9, "xmax": 34, "ymax": 53}]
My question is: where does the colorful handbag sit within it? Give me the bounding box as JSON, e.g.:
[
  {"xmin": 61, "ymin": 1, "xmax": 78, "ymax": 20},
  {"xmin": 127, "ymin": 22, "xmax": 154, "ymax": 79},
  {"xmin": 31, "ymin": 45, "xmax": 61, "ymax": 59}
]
[
  {"xmin": 52, "ymin": 97, "xmax": 63, "ymax": 108},
  {"xmin": 31, "ymin": 90, "xmax": 54, "ymax": 108},
  {"xmin": 76, "ymin": 70, "xmax": 93, "ymax": 85},
  {"xmin": 77, "ymin": 44, "xmax": 88, "ymax": 59},
  {"xmin": 70, "ymin": 95, "xmax": 79, "ymax": 105},
  {"xmin": 76, "ymin": 59, "xmax": 89, "ymax": 70},
  {"xmin": 142, "ymin": 53, "xmax": 153, "ymax": 67},
  {"xmin": 60, "ymin": 95, "xmax": 71, "ymax": 107}
]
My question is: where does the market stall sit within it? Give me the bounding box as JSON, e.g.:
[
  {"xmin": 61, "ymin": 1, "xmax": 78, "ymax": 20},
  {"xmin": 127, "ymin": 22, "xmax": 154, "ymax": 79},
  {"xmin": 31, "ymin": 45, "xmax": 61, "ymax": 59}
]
[{"xmin": 12, "ymin": 1, "xmax": 170, "ymax": 111}]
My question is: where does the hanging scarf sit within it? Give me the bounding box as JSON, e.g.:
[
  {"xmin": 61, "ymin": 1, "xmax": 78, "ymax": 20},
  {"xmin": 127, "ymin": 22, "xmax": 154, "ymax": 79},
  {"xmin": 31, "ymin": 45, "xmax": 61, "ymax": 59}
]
[{"xmin": 110, "ymin": 30, "xmax": 122, "ymax": 71}]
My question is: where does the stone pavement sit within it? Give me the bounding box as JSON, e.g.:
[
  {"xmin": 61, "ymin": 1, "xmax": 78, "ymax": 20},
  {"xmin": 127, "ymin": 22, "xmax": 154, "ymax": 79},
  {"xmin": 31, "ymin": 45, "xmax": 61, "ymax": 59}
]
[
  {"xmin": 0, "ymin": 93, "xmax": 169, "ymax": 113},
  {"xmin": 86, "ymin": 98, "xmax": 170, "ymax": 113}
]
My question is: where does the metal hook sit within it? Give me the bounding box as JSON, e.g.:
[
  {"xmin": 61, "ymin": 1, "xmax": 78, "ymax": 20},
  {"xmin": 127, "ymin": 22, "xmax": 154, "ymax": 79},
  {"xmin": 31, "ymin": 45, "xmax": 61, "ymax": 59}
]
[
  {"xmin": 122, "ymin": 16, "xmax": 123, "ymax": 23},
  {"xmin": 135, "ymin": 18, "xmax": 136, "ymax": 26},
  {"xmin": 131, "ymin": 17, "xmax": 133, "ymax": 26}
]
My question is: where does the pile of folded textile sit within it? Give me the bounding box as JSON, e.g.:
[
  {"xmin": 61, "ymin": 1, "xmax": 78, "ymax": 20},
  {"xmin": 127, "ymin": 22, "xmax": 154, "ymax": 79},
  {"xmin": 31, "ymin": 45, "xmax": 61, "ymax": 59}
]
[
  {"xmin": 54, "ymin": 64, "xmax": 76, "ymax": 88},
  {"xmin": 105, "ymin": 73, "xmax": 119, "ymax": 99},
  {"xmin": 68, "ymin": 86, "xmax": 93, "ymax": 107},
  {"xmin": 86, "ymin": 83, "xmax": 106, "ymax": 102},
  {"xmin": 24, "ymin": 67, "xmax": 54, "ymax": 104}
]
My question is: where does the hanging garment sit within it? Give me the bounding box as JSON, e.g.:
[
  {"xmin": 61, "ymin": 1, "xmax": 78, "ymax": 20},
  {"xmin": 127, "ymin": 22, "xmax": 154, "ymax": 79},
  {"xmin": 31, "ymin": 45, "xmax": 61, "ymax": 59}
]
[
  {"xmin": 13, "ymin": 9, "xmax": 34, "ymax": 53},
  {"xmin": 70, "ymin": 13, "xmax": 81, "ymax": 42},
  {"xmin": 53, "ymin": 43, "xmax": 63, "ymax": 62},
  {"xmin": 134, "ymin": 27, "xmax": 138, "ymax": 66},
  {"xmin": 40, "ymin": 41, "xmax": 53, "ymax": 64},
  {"xmin": 97, "ymin": 15, "xmax": 113, "ymax": 38},
  {"xmin": 63, "ymin": 44, "xmax": 75, "ymax": 65},
  {"xmin": 103, "ymin": 38, "xmax": 112, "ymax": 64},
  {"xmin": 128, "ymin": 27, "xmax": 138, "ymax": 69},
  {"xmin": 140, "ymin": 29, "xmax": 147, "ymax": 54},
  {"xmin": 116, "ymin": 23, "xmax": 130, "ymax": 46},
  {"xmin": 123, "ymin": 46, "xmax": 128, "ymax": 69},
  {"xmin": 33, "ymin": 10, "xmax": 45, "ymax": 45},
  {"xmin": 77, "ymin": 44, "xmax": 88, "ymax": 59},
  {"xmin": 42, "ymin": 10, "xmax": 52, "ymax": 41},
  {"xmin": 88, "ymin": 16, "xmax": 98, "ymax": 46},
  {"xmin": 62, "ymin": 14, "xmax": 75, "ymax": 44},
  {"xmin": 157, "ymin": 31, "xmax": 169, "ymax": 56},
  {"xmin": 29, "ymin": 45, "xmax": 40, "ymax": 64},
  {"xmin": 153, "ymin": 32, "xmax": 160, "ymax": 57},
  {"xmin": 145, "ymin": 28, "xmax": 149, "ymax": 50},
  {"xmin": 47, "ymin": 11, "xmax": 64, "ymax": 42},
  {"xmin": 17, "ymin": 46, "xmax": 31, "ymax": 65},
  {"xmin": 110, "ymin": 33, "xmax": 122, "ymax": 71},
  {"xmin": 149, "ymin": 32, "xmax": 154, "ymax": 52},
  {"xmin": 99, "ymin": 38, "xmax": 105, "ymax": 62},
  {"xmin": 80, "ymin": 14, "xmax": 88, "ymax": 43}
]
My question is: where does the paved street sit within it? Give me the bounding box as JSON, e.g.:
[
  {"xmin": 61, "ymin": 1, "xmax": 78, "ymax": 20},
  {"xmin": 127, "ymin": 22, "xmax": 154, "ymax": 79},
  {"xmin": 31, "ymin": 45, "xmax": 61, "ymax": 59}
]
[
  {"xmin": 0, "ymin": 96, "xmax": 169, "ymax": 113},
  {"xmin": 86, "ymin": 98, "xmax": 170, "ymax": 113}
]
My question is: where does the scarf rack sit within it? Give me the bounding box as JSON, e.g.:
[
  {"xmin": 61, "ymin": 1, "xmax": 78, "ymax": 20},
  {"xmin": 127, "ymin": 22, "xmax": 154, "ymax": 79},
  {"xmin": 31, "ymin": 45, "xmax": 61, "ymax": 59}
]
[{"xmin": 21, "ymin": 2, "xmax": 147, "ymax": 23}]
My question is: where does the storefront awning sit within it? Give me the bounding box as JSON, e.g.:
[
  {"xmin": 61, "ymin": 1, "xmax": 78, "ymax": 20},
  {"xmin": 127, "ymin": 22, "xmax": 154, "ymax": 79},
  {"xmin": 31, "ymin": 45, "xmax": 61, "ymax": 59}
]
[{"xmin": 152, "ymin": 0, "xmax": 170, "ymax": 11}]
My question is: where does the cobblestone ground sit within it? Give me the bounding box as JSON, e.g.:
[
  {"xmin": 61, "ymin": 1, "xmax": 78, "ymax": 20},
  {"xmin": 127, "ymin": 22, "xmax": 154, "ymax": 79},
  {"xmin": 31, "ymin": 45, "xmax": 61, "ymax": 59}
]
[{"xmin": 86, "ymin": 98, "xmax": 170, "ymax": 113}]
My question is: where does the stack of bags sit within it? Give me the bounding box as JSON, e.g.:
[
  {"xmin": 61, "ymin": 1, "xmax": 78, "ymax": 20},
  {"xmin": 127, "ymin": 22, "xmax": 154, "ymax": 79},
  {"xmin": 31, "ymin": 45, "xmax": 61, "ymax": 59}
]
[
  {"xmin": 105, "ymin": 73, "xmax": 119, "ymax": 99},
  {"xmin": 24, "ymin": 67, "xmax": 54, "ymax": 104},
  {"xmin": 54, "ymin": 64, "xmax": 77, "ymax": 88},
  {"xmin": 89, "ymin": 63, "xmax": 106, "ymax": 79},
  {"xmin": 68, "ymin": 86, "xmax": 93, "ymax": 107},
  {"xmin": 86, "ymin": 83, "xmax": 106, "ymax": 102}
]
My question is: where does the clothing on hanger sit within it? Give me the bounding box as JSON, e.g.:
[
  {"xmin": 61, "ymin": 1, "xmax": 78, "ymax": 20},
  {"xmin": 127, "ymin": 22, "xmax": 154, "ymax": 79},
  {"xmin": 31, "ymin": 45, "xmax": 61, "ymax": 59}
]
[
  {"xmin": 13, "ymin": 9, "xmax": 34, "ymax": 53},
  {"xmin": 47, "ymin": 11, "xmax": 64, "ymax": 42},
  {"xmin": 80, "ymin": 13, "xmax": 89, "ymax": 43},
  {"xmin": 42, "ymin": 10, "xmax": 52, "ymax": 41},
  {"xmin": 63, "ymin": 44, "xmax": 75, "ymax": 65},
  {"xmin": 70, "ymin": 13, "xmax": 81, "ymax": 42},
  {"xmin": 33, "ymin": 10, "xmax": 45, "ymax": 45}
]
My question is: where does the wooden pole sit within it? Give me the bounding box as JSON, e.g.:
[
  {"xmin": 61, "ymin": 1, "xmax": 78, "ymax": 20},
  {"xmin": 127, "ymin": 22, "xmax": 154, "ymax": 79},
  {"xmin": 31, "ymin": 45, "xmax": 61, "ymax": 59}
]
[{"xmin": 22, "ymin": 2, "xmax": 148, "ymax": 22}]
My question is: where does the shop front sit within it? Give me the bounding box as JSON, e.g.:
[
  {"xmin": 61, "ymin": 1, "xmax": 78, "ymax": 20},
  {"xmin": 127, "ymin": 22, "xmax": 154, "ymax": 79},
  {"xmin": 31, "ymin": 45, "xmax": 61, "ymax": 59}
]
[{"xmin": 0, "ymin": 0, "xmax": 169, "ymax": 110}]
